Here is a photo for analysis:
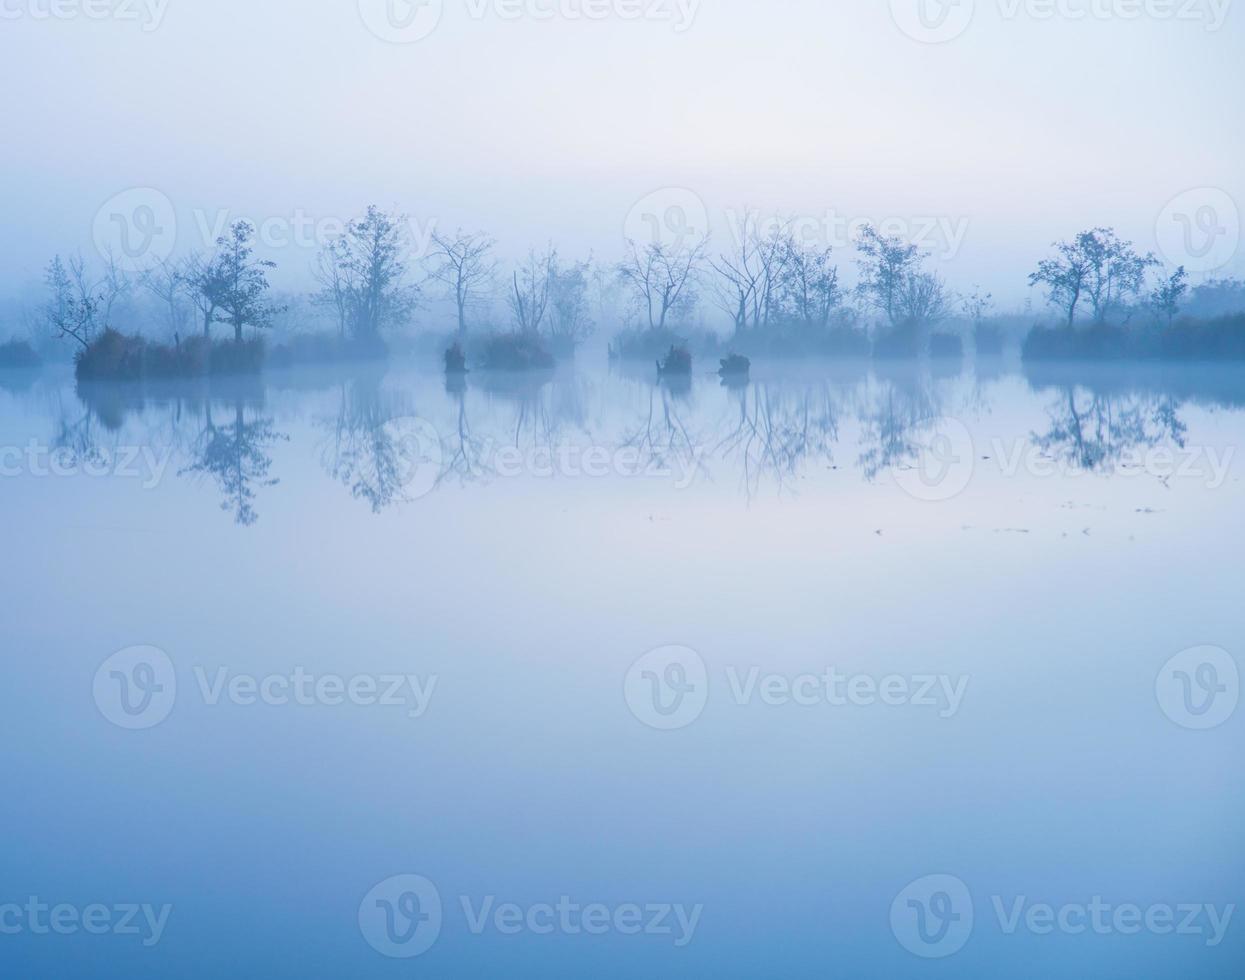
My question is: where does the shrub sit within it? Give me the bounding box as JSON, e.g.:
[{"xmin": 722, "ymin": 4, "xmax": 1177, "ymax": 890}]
[
  {"xmin": 74, "ymin": 329, "xmax": 267, "ymax": 380},
  {"xmin": 728, "ymin": 324, "xmax": 870, "ymax": 359},
  {"xmin": 929, "ymin": 332, "xmax": 964, "ymax": 359},
  {"xmin": 145, "ymin": 336, "xmax": 210, "ymax": 377},
  {"xmin": 718, "ymin": 353, "xmax": 751, "ymax": 376},
  {"xmin": 974, "ymin": 322, "xmax": 1004, "ymax": 356},
  {"xmin": 268, "ymin": 333, "xmax": 389, "ymax": 369},
  {"xmin": 0, "ymin": 339, "xmax": 41, "ymax": 369},
  {"xmin": 1021, "ymin": 324, "xmax": 1131, "ymax": 361},
  {"xmin": 75, "ymin": 328, "xmax": 147, "ymax": 381},
  {"xmin": 872, "ymin": 322, "xmax": 922, "ymax": 359},
  {"xmin": 1021, "ymin": 317, "xmax": 1245, "ymax": 361},
  {"xmin": 1159, "ymin": 313, "xmax": 1245, "ymax": 360},
  {"xmin": 548, "ymin": 335, "xmax": 578, "ymax": 360},
  {"xmin": 610, "ymin": 326, "xmax": 719, "ymax": 363},
  {"xmin": 657, "ymin": 345, "xmax": 692, "ymax": 375},
  {"xmin": 479, "ymin": 331, "xmax": 555, "ymax": 371},
  {"xmin": 444, "ymin": 342, "xmax": 468, "ymax": 374},
  {"xmin": 209, "ymin": 337, "xmax": 266, "ymax": 375}
]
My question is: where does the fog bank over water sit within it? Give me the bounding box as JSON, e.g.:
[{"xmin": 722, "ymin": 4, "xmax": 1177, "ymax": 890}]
[{"xmin": 2, "ymin": 0, "xmax": 1242, "ymax": 300}]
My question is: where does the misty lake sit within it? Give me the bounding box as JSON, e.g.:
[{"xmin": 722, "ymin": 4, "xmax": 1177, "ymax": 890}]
[{"xmin": 1, "ymin": 357, "xmax": 1241, "ymax": 978}]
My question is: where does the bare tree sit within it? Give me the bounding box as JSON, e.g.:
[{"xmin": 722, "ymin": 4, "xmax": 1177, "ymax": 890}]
[
  {"xmin": 141, "ymin": 258, "xmax": 190, "ymax": 337},
  {"xmin": 753, "ymin": 224, "xmax": 793, "ymax": 330},
  {"xmin": 426, "ymin": 230, "xmax": 497, "ymax": 339},
  {"xmin": 961, "ymin": 286, "xmax": 993, "ymax": 326},
  {"xmin": 782, "ymin": 243, "xmax": 842, "ymax": 329},
  {"xmin": 547, "ymin": 256, "xmax": 595, "ymax": 346},
  {"xmin": 1150, "ymin": 266, "xmax": 1188, "ymax": 328},
  {"xmin": 855, "ymin": 225, "xmax": 922, "ymax": 327},
  {"xmin": 42, "ymin": 255, "xmax": 99, "ymax": 350},
  {"xmin": 183, "ymin": 250, "xmax": 227, "ymax": 339},
  {"xmin": 311, "ymin": 239, "xmax": 350, "ymax": 338},
  {"xmin": 509, "ymin": 246, "xmax": 555, "ymax": 335},
  {"xmin": 711, "ymin": 214, "xmax": 761, "ymax": 334},
  {"xmin": 617, "ymin": 236, "xmax": 709, "ymax": 332},
  {"xmin": 711, "ymin": 213, "xmax": 793, "ymax": 333},
  {"xmin": 330, "ymin": 205, "xmax": 419, "ymax": 342},
  {"xmin": 95, "ymin": 250, "xmax": 132, "ymax": 329},
  {"xmin": 897, "ymin": 271, "xmax": 954, "ymax": 325}
]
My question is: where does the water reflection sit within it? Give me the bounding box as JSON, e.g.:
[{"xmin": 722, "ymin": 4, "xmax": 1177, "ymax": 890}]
[
  {"xmin": 4, "ymin": 359, "xmax": 1241, "ymax": 527},
  {"xmin": 717, "ymin": 379, "xmax": 842, "ymax": 496},
  {"xmin": 182, "ymin": 397, "xmax": 285, "ymax": 526},
  {"xmin": 321, "ymin": 371, "xmax": 419, "ymax": 513},
  {"xmin": 1032, "ymin": 386, "xmax": 1186, "ymax": 474},
  {"xmin": 856, "ymin": 367, "xmax": 943, "ymax": 483}
]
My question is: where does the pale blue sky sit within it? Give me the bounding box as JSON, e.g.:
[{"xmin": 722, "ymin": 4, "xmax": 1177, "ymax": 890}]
[{"xmin": 2, "ymin": 0, "xmax": 1241, "ymax": 302}]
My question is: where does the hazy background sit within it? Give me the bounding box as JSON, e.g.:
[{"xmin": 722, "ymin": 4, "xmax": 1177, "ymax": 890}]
[{"xmin": 2, "ymin": 0, "xmax": 1242, "ymax": 302}]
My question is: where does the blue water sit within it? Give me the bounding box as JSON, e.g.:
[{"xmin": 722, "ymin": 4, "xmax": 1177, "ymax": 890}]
[{"xmin": 1, "ymin": 358, "xmax": 1242, "ymax": 977}]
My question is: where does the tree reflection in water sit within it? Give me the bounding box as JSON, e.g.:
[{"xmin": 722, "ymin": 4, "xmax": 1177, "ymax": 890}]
[
  {"xmin": 182, "ymin": 397, "xmax": 285, "ymax": 526},
  {"xmin": 321, "ymin": 372, "xmax": 429, "ymax": 513},
  {"xmin": 717, "ymin": 379, "xmax": 841, "ymax": 497},
  {"xmin": 1033, "ymin": 386, "xmax": 1186, "ymax": 474},
  {"xmin": 856, "ymin": 370, "xmax": 942, "ymax": 482}
]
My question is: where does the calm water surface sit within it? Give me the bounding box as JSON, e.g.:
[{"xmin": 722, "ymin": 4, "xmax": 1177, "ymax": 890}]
[{"xmin": 1, "ymin": 357, "xmax": 1242, "ymax": 978}]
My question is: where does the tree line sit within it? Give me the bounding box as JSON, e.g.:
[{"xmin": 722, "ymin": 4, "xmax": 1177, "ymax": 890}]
[{"xmin": 31, "ymin": 204, "xmax": 1232, "ymax": 360}]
